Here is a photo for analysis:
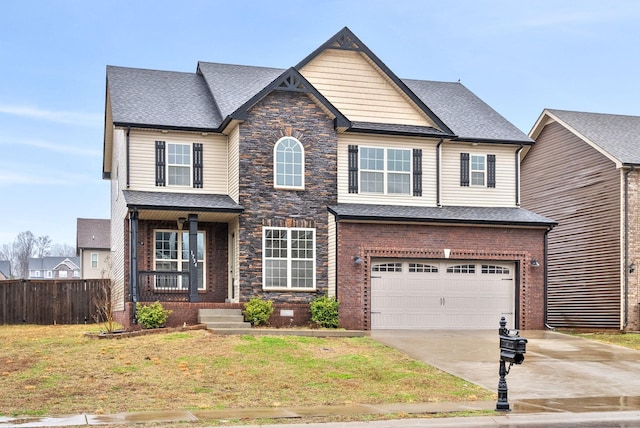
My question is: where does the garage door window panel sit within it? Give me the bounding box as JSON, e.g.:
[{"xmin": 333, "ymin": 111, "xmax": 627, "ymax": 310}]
[
  {"xmin": 409, "ymin": 263, "xmax": 438, "ymax": 273},
  {"xmin": 446, "ymin": 264, "xmax": 476, "ymax": 274},
  {"xmin": 482, "ymin": 265, "xmax": 510, "ymax": 274},
  {"xmin": 372, "ymin": 263, "xmax": 402, "ymax": 272}
]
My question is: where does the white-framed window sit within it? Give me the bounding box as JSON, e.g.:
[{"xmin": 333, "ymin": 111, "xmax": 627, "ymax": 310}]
[
  {"xmin": 59, "ymin": 270, "xmax": 68, "ymax": 278},
  {"xmin": 73, "ymin": 270, "xmax": 80, "ymax": 278},
  {"xmin": 274, "ymin": 137, "xmax": 304, "ymax": 189},
  {"xmin": 409, "ymin": 263, "xmax": 438, "ymax": 273},
  {"xmin": 154, "ymin": 230, "xmax": 206, "ymax": 290},
  {"xmin": 46, "ymin": 270, "xmax": 53, "ymax": 278},
  {"xmin": 33, "ymin": 270, "xmax": 40, "ymax": 278},
  {"xmin": 372, "ymin": 263, "xmax": 402, "ymax": 272},
  {"xmin": 482, "ymin": 265, "xmax": 510, "ymax": 274},
  {"xmin": 360, "ymin": 147, "xmax": 411, "ymax": 194},
  {"xmin": 471, "ymin": 155, "xmax": 486, "ymax": 186},
  {"xmin": 447, "ymin": 264, "xmax": 476, "ymax": 274},
  {"xmin": 167, "ymin": 143, "xmax": 191, "ymax": 186},
  {"xmin": 263, "ymin": 227, "xmax": 315, "ymax": 289},
  {"xmin": 91, "ymin": 253, "xmax": 98, "ymax": 269}
]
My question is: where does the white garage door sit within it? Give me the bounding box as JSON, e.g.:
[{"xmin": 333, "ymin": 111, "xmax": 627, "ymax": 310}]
[{"xmin": 371, "ymin": 260, "xmax": 515, "ymax": 329}]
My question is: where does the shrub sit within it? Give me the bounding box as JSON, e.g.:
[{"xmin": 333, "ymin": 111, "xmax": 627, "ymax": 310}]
[
  {"xmin": 243, "ymin": 297, "xmax": 274, "ymax": 326},
  {"xmin": 136, "ymin": 301, "xmax": 172, "ymax": 329},
  {"xmin": 310, "ymin": 295, "xmax": 340, "ymax": 328}
]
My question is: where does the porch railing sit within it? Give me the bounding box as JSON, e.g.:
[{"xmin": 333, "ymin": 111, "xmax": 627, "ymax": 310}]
[{"xmin": 137, "ymin": 271, "xmax": 190, "ymax": 302}]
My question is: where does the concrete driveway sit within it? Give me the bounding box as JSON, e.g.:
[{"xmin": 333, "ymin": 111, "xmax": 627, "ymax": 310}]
[{"xmin": 371, "ymin": 329, "xmax": 640, "ymax": 400}]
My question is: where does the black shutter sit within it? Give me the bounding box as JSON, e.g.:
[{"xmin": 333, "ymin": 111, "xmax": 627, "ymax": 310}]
[
  {"xmin": 348, "ymin": 145, "xmax": 358, "ymax": 193},
  {"xmin": 460, "ymin": 152, "xmax": 469, "ymax": 187},
  {"xmin": 155, "ymin": 141, "xmax": 166, "ymax": 187},
  {"xmin": 413, "ymin": 148, "xmax": 422, "ymax": 197},
  {"xmin": 487, "ymin": 154, "xmax": 496, "ymax": 188},
  {"xmin": 193, "ymin": 143, "xmax": 203, "ymax": 188}
]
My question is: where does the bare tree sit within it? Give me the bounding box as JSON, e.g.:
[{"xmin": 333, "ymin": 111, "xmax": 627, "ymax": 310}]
[
  {"xmin": 50, "ymin": 243, "xmax": 76, "ymax": 257},
  {"xmin": 0, "ymin": 243, "xmax": 16, "ymax": 278},
  {"xmin": 14, "ymin": 231, "xmax": 36, "ymax": 278},
  {"xmin": 35, "ymin": 235, "xmax": 52, "ymax": 258}
]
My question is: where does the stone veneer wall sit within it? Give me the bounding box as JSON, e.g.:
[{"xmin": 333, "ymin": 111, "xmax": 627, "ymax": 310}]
[{"xmin": 236, "ymin": 90, "xmax": 338, "ymax": 304}]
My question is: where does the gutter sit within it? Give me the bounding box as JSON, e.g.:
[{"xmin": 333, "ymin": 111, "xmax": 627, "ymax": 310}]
[{"xmin": 515, "ymin": 145, "xmax": 524, "ymax": 207}]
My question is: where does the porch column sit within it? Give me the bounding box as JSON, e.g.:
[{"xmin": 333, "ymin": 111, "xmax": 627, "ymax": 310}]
[
  {"xmin": 129, "ymin": 210, "xmax": 139, "ymax": 307},
  {"xmin": 188, "ymin": 214, "xmax": 199, "ymax": 302}
]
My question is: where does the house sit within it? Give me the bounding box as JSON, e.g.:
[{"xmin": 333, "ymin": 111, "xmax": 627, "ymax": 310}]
[
  {"xmin": 522, "ymin": 109, "xmax": 640, "ymax": 330},
  {"xmin": 103, "ymin": 27, "xmax": 555, "ymax": 330},
  {"xmin": 28, "ymin": 257, "xmax": 81, "ymax": 280},
  {"xmin": 0, "ymin": 260, "xmax": 10, "ymax": 280},
  {"xmin": 76, "ymin": 218, "xmax": 111, "ymax": 279}
]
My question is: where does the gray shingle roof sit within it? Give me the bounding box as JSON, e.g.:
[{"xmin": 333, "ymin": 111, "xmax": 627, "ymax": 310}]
[
  {"xmin": 403, "ymin": 79, "xmax": 532, "ymax": 143},
  {"xmin": 328, "ymin": 204, "xmax": 556, "ymax": 227},
  {"xmin": 77, "ymin": 218, "xmax": 111, "ymax": 250},
  {"xmin": 107, "ymin": 66, "xmax": 222, "ymax": 129},
  {"xmin": 0, "ymin": 260, "xmax": 10, "ymax": 278},
  {"xmin": 28, "ymin": 257, "xmax": 80, "ymax": 271},
  {"xmin": 196, "ymin": 62, "xmax": 284, "ymax": 119},
  {"xmin": 123, "ymin": 190, "xmax": 243, "ymax": 212},
  {"xmin": 546, "ymin": 109, "xmax": 640, "ymax": 165}
]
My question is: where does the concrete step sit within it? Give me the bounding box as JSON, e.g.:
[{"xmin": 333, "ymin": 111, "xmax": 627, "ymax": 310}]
[{"xmin": 198, "ymin": 308, "xmax": 252, "ymax": 331}]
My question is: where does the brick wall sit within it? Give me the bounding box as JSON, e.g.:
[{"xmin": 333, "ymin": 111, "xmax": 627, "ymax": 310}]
[
  {"xmin": 335, "ymin": 222, "xmax": 548, "ymax": 331},
  {"xmin": 627, "ymin": 169, "xmax": 640, "ymax": 331},
  {"xmin": 237, "ymin": 90, "xmax": 338, "ymax": 304}
]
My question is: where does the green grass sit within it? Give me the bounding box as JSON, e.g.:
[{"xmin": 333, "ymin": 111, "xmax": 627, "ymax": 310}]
[{"xmin": 574, "ymin": 331, "xmax": 640, "ymax": 349}]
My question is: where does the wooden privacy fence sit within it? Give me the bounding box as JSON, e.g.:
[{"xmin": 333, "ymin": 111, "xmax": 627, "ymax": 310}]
[{"xmin": 0, "ymin": 279, "xmax": 111, "ymax": 325}]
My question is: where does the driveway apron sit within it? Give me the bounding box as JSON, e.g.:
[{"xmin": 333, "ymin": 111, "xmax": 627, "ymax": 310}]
[{"xmin": 371, "ymin": 329, "xmax": 640, "ymax": 400}]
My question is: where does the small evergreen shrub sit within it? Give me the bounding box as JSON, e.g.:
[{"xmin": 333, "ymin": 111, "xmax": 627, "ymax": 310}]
[
  {"xmin": 310, "ymin": 295, "xmax": 340, "ymax": 328},
  {"xmin": 243, "ymin": 297, "xmax": 274, "ymax": 326},
  {"xmin": 136, "ymin": 301, "xmax": 172, "ymax": 329}
]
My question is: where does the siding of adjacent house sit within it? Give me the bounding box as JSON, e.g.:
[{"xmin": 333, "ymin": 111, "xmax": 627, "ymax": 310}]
[
  {"xmin": 80, "ymin": 249, "xmax": 110, "ymax": 279},
  {"xmin": 521, "ymin": 121, "xmax": 621, "ymax": 328},
  {"xmin": 327, "ymin": 212, "xmax": 336, "ymax": 299},
  {"xmin": 300, "ymin": 49, "xmax": 435, "ymax": 127},
  {"xmin": 228, "ymin": 125, "xmax": 240, "ymax": 202},
  {"xmin": 441, "ymin": 143, "xmax": 517, "ymax": 208},
  {"xmin": 110, "ymin": 128, "xmax": 128, "ymax": 311},
  {"xmin": 128, "ymin": 129, "xmax": 228, "ymax": 193}
]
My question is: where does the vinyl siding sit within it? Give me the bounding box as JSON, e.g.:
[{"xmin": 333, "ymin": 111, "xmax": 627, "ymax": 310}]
[
  {"xmin": 300, "ymin": 49, "xmax": 435, "ymax": 127},
  {"xmin": 440, "ymin": 143, "xmax": 517, "ymax": 207},
  {"xmin": 111, "ymin": 128, "xmax": 128, "ymax": 311},
  {"xmin": 228, "ymin": 125, "xmax": 240, "ymax": 202},
  {"xmin": 80, "ymin": 250, "xmax": 110, "ymax": 279},
  {"xmin": 128, "ymin": 129, "xmax": 228, "ymax": 194},
  {"xmin": 521, "ymin": 121, "xmax": 621, "ymax": 328},
  {"xmin": 337, "ymin": 133, "xmax": 438, "ymax": 206}
]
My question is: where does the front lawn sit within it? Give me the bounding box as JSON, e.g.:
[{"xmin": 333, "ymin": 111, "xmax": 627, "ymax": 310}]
[{"xmin": 0, "ymin": 325, "xmax": 493, "ymax": 418}]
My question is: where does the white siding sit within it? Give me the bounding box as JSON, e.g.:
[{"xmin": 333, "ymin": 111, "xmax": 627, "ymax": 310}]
[
  {"xmin": 337, "ymin": 133, "xmax": 438, "ymax": 206},
  {"xmin": 128, "ymin": 129, "xmax": 228, "ymax": 194},
  {"xmin": 111, "ymin": 128, "xmax": 128, "ymax": 311},
  {"xmin": 327, "ymin": 212, "xmax": 336, "ymax": 299},
  {"xmin": 227, "ymin": 125, "xmax": 240, "ymax": 202},
  {"xmin": 300, "ymin": 49, "xmax": 435, "ymax": 128},
  {"xmin": 440, "ymin": 143, "xmax": 517, "ymax": 207},
  {"xmin": 80, "ymin": 249, "xmax": 111, "ymax": 279}
]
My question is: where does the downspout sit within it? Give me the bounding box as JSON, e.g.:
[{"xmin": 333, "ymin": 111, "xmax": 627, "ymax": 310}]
[
  {"xmin": 126, "ymin": 126, "xmax": 131, "ymax": 188},
  {"xmin": 436, "ymin": 138, "xmax": 444, "ymax": 207},
  {"xmin": 129, "ymin": 209, "xmax": 139, "ymax": 324},
  {"xmin": 515, "ymin": 145, "xmax": 524, "ymax": 207},
  {"xmin": 624, "ymin": 166, "xmax": 634, "ymax": 329}
]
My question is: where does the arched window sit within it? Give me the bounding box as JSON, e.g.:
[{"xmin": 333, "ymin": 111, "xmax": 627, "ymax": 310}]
[{"xmin": 274, "ymin": 137, "xmax": 304, "ymax": 189}]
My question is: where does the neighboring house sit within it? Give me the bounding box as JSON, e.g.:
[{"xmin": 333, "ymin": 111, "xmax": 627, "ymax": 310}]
[
  {"xmin": 28, "ymin": 257, "xmax": 81, "ymax": 280},
  {"xmin": 76, "ymin": 218, "xmax": 111, "ymax": 279},
  {"xmin": 0, "ymin": 260, "xmax": 10, "ymax": 280},
  {"xmin": 522, "ymin": 109, "xmax": 640, "ymax": 331},
  {"xmin": 103, "ymin": 27, "xmax": 555, "ymax": 330}
]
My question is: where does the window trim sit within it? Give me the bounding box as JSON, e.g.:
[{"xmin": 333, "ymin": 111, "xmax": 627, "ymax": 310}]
[
  {"xmin": 262, "ymin": 226, "xmax": 316, "ymax": 290},
  {"xmin": 471, "ymin": 154, "xmax": 486, "ymax": 187},
  {"xmin": 167, "ymin": 142, "xmax": 192, "ymax": 187},
  {"xmin": 273, "ymin": 137, "xmax": 305, "ymax": 190},
  {"xmin": 359, "ymin": 146, "xmax": 412, "ymax": 195},
  {"xmin": 153, "ymin": 229, "xmax": 206, "ymax": 291},
  {"xmin": 90, "ymin": 253, "xmax": 99, "ymax": 269}
]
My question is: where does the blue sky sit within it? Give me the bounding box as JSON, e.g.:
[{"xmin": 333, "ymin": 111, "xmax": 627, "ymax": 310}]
[{"xmin": 1, "ymin": 0, "xmax": 639, "ymax": 247}]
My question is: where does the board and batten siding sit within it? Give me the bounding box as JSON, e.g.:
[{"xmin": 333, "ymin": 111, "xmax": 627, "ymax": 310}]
[
  {"xmin": 521, "ymin": 121, "xmax": 621, "ymax": 328},
  {"xmin": 337, "ymin": 133, "xmax": 438, "ymax": 206},
  {"xmin": 128, "ymin": 130, "xmax": 228, "ymax": 194},
  {"xmin": 110, "ymin": 128, "xmax": 128, "ymax": 311},
  {"xmin": 300, "ymin": 49, "xmax": 435, "ymax": 128},
  {"xmin": 440, "ymin": 143, "xmax": 517, "ymax": 208}
]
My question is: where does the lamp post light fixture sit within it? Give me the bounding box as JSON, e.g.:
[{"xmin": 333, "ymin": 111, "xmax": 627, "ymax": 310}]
[{"xmin": 353, "ymin": 256, "xmax": 363, "ymax": 265}]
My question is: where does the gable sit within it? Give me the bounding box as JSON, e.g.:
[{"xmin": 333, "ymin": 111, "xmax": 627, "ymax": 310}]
[{"xmin": 300, "ymin": 48, "xmax": 436, "ymax": 129}]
